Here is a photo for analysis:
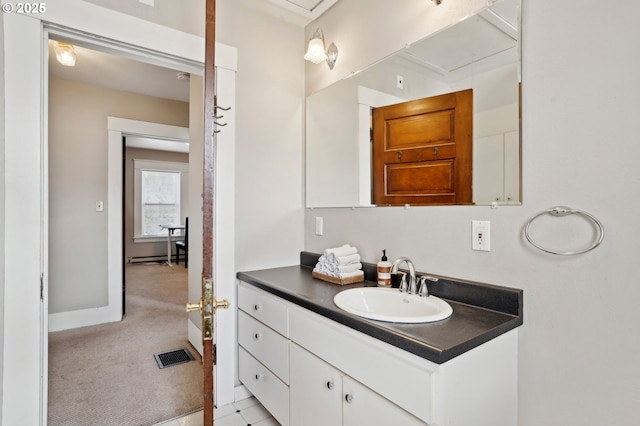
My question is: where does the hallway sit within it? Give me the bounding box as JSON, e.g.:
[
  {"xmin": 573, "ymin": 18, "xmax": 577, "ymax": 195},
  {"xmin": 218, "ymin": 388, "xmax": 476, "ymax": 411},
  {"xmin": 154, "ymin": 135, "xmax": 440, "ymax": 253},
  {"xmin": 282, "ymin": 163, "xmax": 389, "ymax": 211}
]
[{"xmin": 48, "ymin": 263, "xmax": 202, "ymax": 425}]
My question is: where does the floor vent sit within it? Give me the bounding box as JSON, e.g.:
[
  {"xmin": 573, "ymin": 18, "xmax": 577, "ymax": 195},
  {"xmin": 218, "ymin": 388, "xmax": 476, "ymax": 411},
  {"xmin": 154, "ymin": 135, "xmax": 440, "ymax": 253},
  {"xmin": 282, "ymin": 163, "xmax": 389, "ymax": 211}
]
[{"xmin": 154, "ymin": 348, "xmax": 195, "ymax": 369}]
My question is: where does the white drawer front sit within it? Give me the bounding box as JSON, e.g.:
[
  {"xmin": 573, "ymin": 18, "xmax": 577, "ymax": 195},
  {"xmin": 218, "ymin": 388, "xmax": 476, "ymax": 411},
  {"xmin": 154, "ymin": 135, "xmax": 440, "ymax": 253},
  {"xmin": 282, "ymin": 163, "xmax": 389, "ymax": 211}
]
[
  {"xmin": 238, "ymin": 310, "xmax": 289, "ymax": 384},
  {"xmin": 238, "ymin": 347, "xmax": 289, "ymax": 426},
  {"xmin": 290, "ymin": 305, "xmax": 436, "ymax": 424},
  {"xmin": 238, "ymin": 282, "xmax": 288, "ymax": 336}
]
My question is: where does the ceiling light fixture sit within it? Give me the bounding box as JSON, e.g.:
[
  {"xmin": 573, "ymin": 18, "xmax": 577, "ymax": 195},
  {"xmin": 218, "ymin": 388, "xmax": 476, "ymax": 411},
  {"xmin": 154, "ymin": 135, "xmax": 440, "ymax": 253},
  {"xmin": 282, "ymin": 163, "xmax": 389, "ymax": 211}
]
[
  {"xmin": 54, "ymin": 42, "xmax": 76, "ymax": 66},
  {"xmin": 432, "ymin": 0, "xmax": 443, "ymax": 4},
  {"xmin": 304, "ymin": 28, "xmax": 338, "ymax": 70}
]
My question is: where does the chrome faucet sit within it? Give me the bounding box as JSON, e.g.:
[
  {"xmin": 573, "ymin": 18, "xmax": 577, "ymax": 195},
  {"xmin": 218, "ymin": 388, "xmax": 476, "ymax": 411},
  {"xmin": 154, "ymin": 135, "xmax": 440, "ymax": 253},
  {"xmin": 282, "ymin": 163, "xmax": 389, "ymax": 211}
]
[
  {"xmin": 391, "ymin": 257, "xmax": 417, "ymax": 294},
  {"xmin": 418, "ymin": 275, "xmax": 438, "ymax": 297}
]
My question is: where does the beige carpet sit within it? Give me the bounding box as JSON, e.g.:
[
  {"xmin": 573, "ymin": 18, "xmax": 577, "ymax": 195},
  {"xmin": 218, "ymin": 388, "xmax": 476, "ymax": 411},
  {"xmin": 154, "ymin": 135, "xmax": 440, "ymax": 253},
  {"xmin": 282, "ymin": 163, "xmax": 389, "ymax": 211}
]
[{"xmin": 48, "ymin": 263, "xmax": 203, "ymax": 426}]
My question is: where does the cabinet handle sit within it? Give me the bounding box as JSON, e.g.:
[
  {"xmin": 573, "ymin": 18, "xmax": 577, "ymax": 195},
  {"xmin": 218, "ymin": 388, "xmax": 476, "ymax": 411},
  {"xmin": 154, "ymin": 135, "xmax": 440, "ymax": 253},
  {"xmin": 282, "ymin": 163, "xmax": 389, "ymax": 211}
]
[
  {"xmin": 253, "ymin": 304, "xmax": 261, "ymax": 311},
  {"xmin": 255, "ymin": 374, "xmax": 263, "ymax": 381},
  {"xmin": 254, "ymin": 332, "xmax": 262, "ymax": 340},
  {"xmin": 326, "ymin": 380, "xmax": 334, "ymax": 390},
  {"xmin": 345, "ymin": 394, "xmax": 353, "ymax": 404}
]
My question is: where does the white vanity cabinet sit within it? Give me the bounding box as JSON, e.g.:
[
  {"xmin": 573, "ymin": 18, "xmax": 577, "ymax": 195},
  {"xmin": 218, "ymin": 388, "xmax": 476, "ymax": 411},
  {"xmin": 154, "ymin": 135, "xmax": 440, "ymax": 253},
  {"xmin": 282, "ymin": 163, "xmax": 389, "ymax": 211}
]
[
  {"xmin": 237, "ymin": 281, "xmax": 518, "ymax": 426},
  {"xmin": 237, "ymin": 284, "xmax": 290, "ymax": 426},
  {"xmin": 290, "ymin": 343, "xmax": 424, "ymax": 425}
]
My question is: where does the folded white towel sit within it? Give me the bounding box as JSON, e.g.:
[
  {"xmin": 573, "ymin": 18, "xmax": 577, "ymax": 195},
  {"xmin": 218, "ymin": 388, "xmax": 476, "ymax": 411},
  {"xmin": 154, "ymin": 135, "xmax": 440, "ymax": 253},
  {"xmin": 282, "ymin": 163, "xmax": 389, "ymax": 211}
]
[
  {"xmin": 325, "ymin": 245, "xmax": 358, "ymax": 262},
  {"xmin": 324, "ymin": 244, "xmax": 351, "ymax": 256},
  {"xmin": 336, "ymin": 270, "xmax": 364, "ymax": 279},
  {"xmin": 326, "ymin": 262, "xmax": 362, "ymax": 273},
  {"xmin": 334, "ymin": 253, "xmax": 361, "ymax": 265}
]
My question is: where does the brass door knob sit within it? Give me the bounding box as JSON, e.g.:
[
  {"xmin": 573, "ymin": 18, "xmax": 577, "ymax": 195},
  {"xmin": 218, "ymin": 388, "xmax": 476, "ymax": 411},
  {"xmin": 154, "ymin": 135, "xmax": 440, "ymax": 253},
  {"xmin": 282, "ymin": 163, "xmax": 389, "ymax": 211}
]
[
  {"xmin": 186, "ymin": 299, "xmax": 203, "ymax": 313},
  {"xmin": 214, "ymin": 298, "xmax": 230, "ymax": 312}
]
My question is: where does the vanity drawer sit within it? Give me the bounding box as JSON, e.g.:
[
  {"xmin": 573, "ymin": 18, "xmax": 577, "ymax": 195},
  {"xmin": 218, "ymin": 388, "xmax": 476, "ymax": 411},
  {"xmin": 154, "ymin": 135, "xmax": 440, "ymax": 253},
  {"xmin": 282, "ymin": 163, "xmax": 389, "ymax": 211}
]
[
  {"xmin": 289, "ymin": 305, "xmax": 436, "ymax": 424},
  {"xmin": 238, "ymin": 310, "xmax": 289, "ymax": 384},
  {"xmin": 238, "ymin": 282, "xmax": 288, "ymax": 336},
  {"xmin": 239, "ymin": 347, "xmax": 289, "ymax": 426}
]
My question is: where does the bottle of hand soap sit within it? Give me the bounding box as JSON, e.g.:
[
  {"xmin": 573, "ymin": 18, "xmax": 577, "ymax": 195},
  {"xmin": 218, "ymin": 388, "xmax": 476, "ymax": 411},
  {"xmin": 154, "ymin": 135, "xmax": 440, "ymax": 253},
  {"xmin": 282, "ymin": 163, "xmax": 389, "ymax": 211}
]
[{"xmin": 377, "ymin": 249, "xmax": 392, "ymax": 287}]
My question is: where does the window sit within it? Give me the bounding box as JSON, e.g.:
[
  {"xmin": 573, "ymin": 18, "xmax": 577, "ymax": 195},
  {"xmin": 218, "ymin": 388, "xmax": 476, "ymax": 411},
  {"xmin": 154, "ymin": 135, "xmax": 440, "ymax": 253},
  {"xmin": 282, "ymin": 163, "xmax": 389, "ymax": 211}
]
[
  {"xmin": 141, "ymin": 170, "xmax": 181, "ymax": 236},
  {"xmin": 134, "ymin": 159, "xmax": 189, "ymax": 242}
]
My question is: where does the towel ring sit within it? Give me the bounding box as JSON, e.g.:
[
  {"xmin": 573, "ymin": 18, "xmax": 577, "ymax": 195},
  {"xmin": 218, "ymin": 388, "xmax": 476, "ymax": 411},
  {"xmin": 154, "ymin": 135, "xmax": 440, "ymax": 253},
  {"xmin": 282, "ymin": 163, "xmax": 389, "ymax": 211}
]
[{"xmin": 524, "ymin": 206, "xmax": 604, "ymax": 255}]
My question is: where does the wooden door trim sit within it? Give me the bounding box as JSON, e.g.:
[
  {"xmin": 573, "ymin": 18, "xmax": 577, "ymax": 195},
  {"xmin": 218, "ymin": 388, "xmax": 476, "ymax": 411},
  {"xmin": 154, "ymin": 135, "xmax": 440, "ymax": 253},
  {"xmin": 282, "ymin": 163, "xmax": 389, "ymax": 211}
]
[{"xmin": 203, "ymin": 0, "xmax": 216, "ymax": 424}]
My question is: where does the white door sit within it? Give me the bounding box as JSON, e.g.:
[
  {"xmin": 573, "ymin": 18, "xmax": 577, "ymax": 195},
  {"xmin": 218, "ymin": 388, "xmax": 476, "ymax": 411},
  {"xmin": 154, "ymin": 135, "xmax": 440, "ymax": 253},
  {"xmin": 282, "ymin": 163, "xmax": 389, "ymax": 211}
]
[{"xmin": 186, "ymin": 55, "xmax": 237, "ymax": 411}]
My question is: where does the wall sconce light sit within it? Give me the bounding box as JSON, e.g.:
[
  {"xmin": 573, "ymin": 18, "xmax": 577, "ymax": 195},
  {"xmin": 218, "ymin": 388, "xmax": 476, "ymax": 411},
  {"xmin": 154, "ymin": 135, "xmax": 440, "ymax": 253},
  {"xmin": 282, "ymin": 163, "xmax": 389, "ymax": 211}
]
[
  {"xmin": 304, "ymin": 28, "xmax": 338, "ymax": 70},
  {"xmin": 54, "ymin": 42, "xmax": 76, "ymax": 66}
]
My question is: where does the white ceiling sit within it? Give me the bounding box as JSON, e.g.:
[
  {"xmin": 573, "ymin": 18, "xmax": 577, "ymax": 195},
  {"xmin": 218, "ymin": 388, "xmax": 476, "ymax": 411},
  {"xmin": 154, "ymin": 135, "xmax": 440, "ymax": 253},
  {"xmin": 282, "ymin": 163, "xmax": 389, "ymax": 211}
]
[
  {"xmin": 48, "ymin": 0, "xmax": 339, "ymax": 104},
  {"xmin": 48, "ymin": 40, "xmax": 192, "ymax": 102},
  {"xmin": 398, "ymin": 0, "xmax": 519, "ymax": 78}
]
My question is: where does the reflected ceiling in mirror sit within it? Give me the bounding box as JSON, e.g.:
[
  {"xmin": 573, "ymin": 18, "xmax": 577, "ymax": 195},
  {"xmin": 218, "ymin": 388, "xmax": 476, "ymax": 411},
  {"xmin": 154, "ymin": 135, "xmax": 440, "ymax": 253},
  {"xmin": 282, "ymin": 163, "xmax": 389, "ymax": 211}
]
[{"xmin": 306, "ymin": 0, "xmax": 521, "ymax": 208}]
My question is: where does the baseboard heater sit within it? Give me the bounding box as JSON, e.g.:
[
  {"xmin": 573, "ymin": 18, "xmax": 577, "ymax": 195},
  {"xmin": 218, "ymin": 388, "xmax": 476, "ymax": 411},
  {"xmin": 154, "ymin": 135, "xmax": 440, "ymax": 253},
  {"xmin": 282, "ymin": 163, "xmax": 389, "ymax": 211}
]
[{"xmin": 128, "ymin": 255, "xmax": 176, "ymax": 264}]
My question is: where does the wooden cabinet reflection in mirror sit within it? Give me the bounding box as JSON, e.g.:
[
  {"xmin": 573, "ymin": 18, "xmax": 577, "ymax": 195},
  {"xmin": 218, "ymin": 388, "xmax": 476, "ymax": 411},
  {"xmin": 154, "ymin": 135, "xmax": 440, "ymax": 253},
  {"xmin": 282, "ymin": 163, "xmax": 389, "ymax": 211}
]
[{"xmin": 372, "ymin": 89, "xmax": 473, "ymax": 206}]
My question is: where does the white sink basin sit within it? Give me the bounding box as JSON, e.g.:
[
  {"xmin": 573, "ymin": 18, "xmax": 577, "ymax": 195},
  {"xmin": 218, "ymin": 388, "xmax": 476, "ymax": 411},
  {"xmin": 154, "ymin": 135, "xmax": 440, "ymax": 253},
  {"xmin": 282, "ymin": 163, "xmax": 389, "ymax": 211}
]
[{"xmin": 333, "ymin": 287, "xmax": 453, "ymax": 323}]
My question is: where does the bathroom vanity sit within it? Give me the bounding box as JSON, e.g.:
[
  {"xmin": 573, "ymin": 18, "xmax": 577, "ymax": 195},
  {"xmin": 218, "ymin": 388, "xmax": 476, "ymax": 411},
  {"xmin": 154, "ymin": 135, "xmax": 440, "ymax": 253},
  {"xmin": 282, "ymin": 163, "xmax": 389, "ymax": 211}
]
[{"xmin": 236, "ymin": 252, "xmax": 523, "ymax": 426}]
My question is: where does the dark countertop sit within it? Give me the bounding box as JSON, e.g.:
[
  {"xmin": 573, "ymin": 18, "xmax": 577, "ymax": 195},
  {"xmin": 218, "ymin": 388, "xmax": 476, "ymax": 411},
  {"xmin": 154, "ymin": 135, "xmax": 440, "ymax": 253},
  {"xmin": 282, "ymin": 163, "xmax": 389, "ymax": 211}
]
[{"xmin": 237, "ymin": 252, "xmax": 523, "ymax": 364}]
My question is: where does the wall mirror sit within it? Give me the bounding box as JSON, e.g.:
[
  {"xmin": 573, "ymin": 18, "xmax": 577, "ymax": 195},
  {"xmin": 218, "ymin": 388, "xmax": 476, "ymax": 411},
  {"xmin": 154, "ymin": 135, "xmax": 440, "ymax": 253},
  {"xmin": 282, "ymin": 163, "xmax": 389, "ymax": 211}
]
[{"xmin": 306, "ymin": 0, "xmax": 521, "ymax": 208}]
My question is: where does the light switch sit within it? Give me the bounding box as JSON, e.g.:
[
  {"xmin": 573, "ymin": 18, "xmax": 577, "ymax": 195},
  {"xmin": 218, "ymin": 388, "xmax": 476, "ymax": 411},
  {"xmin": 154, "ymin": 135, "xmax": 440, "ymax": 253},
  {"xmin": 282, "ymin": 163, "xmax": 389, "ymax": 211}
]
[{"xmin": 315, "ymin": 217, "xmax": 323, "ymax": 236}]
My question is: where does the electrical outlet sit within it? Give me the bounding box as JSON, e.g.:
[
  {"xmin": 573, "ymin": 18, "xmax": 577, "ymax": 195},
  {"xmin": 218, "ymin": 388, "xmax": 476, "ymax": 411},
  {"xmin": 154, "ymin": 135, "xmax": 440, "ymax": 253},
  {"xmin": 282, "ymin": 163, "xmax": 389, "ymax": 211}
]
[
  {"xmin": 315, "ymin": 217, "xmax": 324, "ymax": 236},
  {"xmin": 472, "ymin": 220, "xmax": 490, "ymax": 251}
]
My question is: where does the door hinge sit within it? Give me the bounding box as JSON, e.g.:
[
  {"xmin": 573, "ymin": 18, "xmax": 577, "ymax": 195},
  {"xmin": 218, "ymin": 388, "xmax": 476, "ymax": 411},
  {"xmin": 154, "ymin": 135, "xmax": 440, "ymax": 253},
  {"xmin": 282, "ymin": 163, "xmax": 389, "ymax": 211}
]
[
  {"xmin": 213, "ymin": 343, "xmax": 217, "ymax": 365},
  {"xmin": 40, "ymin": 273, "xmax": 44, "ymax": 300}
]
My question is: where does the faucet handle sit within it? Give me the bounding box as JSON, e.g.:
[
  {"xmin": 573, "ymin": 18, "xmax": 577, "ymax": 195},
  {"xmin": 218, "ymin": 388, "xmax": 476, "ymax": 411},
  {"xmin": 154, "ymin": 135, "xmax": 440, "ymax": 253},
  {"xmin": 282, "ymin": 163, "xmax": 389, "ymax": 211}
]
[
  {"xmin": 398, "ymin": 272, "xmax": 408, "ymax": 293},
  {"xmin": 418, "ymin": 275, "xmax": 439, "ymax": 297}
]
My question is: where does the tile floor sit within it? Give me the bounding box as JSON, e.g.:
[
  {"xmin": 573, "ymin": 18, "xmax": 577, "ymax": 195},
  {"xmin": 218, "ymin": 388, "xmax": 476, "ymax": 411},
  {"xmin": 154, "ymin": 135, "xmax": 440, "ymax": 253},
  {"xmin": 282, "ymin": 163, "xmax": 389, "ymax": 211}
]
[{"xmin": 155, "ymin": 397, "xmax": 279, "ymax": 426}]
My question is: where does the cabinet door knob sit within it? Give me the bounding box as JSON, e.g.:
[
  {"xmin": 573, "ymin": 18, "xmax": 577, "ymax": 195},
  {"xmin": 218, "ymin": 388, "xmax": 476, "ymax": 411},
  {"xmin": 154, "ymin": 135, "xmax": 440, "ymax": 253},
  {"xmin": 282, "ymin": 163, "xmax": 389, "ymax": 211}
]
[
  {"xmin": 255, "ymin": 374, "xmax": 263, "ymax": 380},
  {"xmin": 253, "ymin": 304, "xmax": 261, "ymax": 311},
  {"xmin": 326, "ymin": 380, "xmax": 334, "ymax": 390},
  {"xmin": 345, "ymin": 394, "xmax": 353, "ymax": 404},
  {"xmin": 254, "ymin": 332, "xmax": 262, "ymax": 340}
]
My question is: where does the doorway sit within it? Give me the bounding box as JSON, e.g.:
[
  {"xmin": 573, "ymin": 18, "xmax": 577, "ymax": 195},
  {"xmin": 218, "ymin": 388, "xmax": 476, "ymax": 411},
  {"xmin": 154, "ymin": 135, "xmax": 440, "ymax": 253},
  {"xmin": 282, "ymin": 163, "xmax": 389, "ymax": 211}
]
[
  {"xmin": 47, "ymin": 36, "xmax": 201, "ymax": 424},
  {"xmin": 2, "ymin": 6, "xmax": 237, "ymax": 421}
]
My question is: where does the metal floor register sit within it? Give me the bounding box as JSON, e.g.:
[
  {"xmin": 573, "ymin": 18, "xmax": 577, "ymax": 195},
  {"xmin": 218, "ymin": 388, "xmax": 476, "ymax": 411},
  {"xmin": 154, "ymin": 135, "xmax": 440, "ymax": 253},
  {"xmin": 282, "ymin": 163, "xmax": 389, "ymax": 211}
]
[{"xmin": 153, "ymin": 348, "xmax": 195, "ymax": 369}]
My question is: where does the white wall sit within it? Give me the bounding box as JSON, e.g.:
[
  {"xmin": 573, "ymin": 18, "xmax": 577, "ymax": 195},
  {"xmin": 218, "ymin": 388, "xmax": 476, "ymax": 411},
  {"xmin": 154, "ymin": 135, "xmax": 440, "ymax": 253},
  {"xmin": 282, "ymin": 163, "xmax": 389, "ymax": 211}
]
[
  {"xmin": 79, "ymin": 0, "xmax": 305, "ymax": 289},
  {"xmin": 217, "ymin": 0, "xmax": 305, "ymax": 271},
  {"xmin": 83, "ymin": 0, "xmax": 205, "ymax": 37},
  {"xmin": 48, "ymin": 77, "xmax": 189, "ymax": 315},
  {"xmin": 304, "ymin": 0, "xmax": 640, "ymax": 425}
]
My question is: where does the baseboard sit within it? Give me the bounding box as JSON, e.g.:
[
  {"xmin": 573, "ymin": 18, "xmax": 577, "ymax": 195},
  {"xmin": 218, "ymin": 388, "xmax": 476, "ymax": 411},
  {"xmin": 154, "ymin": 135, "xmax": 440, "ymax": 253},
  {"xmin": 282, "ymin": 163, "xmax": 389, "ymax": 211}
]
[
  {"xmin": 129, "ymin": 255, "xmax": 174, "ymax": 264},
  {"xmin": 234, "ymin": 384, "xmax": 252, "ymax": 402},
  {"xmin": 49, "ymin": 306, "xmax": 121, "ymax": 332}
]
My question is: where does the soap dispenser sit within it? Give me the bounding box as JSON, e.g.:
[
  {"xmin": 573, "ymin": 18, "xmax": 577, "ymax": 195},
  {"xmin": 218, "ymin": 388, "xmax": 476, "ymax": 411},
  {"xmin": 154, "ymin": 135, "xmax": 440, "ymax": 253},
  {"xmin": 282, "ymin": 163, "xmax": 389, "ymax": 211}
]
[{"xmin": 377, "ymin": 249, "xmax": 392, "ymax": 287}]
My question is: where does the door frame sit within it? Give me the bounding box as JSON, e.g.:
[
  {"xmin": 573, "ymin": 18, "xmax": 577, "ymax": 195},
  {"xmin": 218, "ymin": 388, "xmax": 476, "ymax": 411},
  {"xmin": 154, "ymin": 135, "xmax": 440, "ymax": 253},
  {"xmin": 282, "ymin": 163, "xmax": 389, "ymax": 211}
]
[{"xmin": 2, "ymin": 3, "xmax": 237, "ymax": 423}]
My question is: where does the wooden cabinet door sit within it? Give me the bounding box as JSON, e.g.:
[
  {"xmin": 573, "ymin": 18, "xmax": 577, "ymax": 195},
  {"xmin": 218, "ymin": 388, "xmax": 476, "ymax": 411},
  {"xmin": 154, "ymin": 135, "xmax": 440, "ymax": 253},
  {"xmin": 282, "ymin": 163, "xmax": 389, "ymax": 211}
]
[
  {"xmin": 290, "ymin": 343, "xmax": 342, "ymax": 426},
  {"xmin": 372, "ymin": 89, "xmax": 473, "ymax": 205}
]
